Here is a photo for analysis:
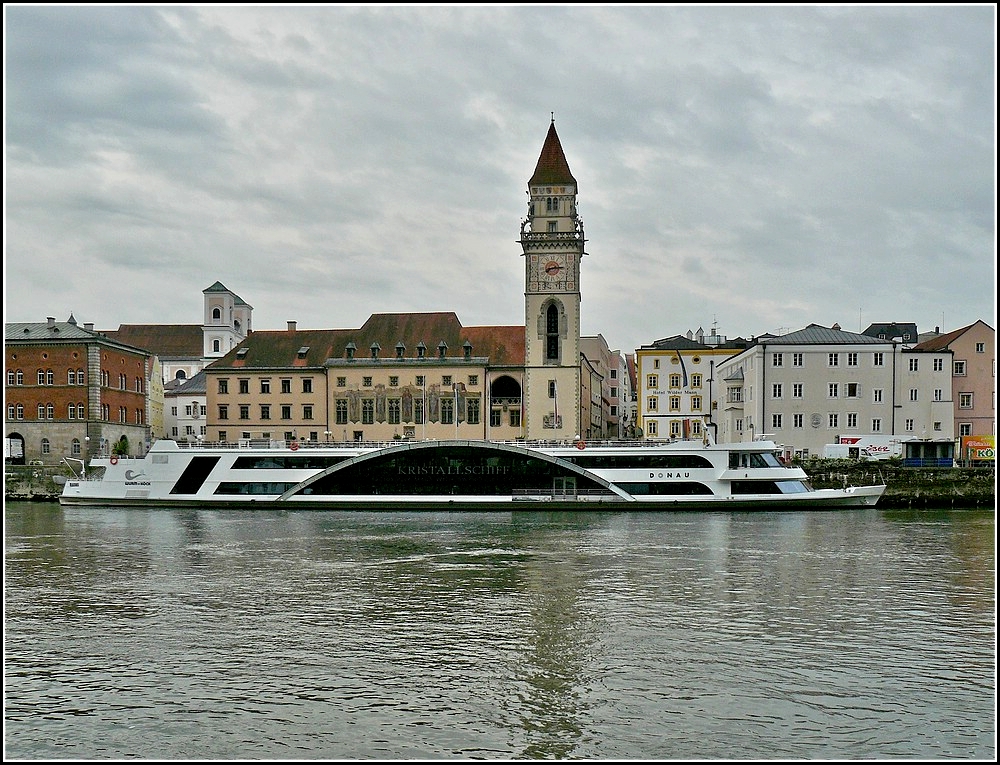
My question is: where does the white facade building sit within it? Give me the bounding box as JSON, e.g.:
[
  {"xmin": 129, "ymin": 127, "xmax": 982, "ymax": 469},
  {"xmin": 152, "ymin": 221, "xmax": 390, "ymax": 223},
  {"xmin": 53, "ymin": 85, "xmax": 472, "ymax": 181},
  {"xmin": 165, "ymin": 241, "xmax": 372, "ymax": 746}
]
[{"xmin": 712, "ymin": 324, "xmax": 954, "ymax": 457}]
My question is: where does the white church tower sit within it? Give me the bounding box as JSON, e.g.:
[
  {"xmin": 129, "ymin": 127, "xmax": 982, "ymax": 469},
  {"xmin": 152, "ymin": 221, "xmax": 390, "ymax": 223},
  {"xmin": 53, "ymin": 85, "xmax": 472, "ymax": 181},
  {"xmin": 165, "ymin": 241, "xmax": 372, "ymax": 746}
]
[
  {"xmin": 202, "ymin": 281, "xmax": 252, "ymax": 359},
  {"xmin": 520, "ymin": 119, "xmax": 585, "ymax": 440}
]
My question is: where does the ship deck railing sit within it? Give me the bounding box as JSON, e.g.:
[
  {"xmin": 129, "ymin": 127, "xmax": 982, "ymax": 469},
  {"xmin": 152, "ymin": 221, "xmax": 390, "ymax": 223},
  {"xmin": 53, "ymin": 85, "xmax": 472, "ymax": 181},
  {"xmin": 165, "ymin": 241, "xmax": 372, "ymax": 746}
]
[{"xmin": 156, "ymin": 436, "xmax": 714, "ymax": 451}]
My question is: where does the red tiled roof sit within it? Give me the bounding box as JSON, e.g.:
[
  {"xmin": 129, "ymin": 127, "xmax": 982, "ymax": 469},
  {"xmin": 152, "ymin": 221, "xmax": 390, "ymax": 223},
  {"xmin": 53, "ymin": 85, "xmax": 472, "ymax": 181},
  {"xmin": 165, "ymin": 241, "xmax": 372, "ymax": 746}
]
[
  {"xmin": 103, "ymin": 325, "xmax": 204, "ymax": 357},
  {"xmin": 210, "ymin": 314, "xmax": 526, "ymax": 368}
]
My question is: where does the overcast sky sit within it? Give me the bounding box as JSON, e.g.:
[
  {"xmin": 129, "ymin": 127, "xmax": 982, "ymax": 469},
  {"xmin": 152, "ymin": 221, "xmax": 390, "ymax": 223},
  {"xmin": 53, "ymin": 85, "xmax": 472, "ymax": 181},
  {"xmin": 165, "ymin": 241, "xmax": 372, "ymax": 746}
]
[{"xmin": 4, "ymin": 4, "xmax": 996, "ymax": 354}]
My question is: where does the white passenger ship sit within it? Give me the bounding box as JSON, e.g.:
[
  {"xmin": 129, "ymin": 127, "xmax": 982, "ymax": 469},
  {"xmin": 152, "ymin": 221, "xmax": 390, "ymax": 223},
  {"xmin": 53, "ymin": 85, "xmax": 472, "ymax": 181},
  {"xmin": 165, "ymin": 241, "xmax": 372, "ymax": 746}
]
[{"xmin": 59, "ymin": 436, "xmax": 886, "ymax": 510}]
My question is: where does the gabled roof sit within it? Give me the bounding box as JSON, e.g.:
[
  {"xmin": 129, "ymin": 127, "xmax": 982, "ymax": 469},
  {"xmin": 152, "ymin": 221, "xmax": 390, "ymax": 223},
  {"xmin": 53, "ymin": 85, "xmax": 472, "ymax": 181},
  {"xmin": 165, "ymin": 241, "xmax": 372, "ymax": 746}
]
[
  {"xmin": 209, "ymin": 313, "xmax": 526, "ymax": 370},
  {"xmin": 911, "ymin": 320, "xmax": 995, "ymax": 352},
  {"xmin": 642, "ymin": 335, "xmax": 706, "ymax": 351},
  {"xmin": 528, "ymin": 120, "xmax": 577, "ymax": 186},
  {"xmin": 103, "ymin": 324, "xmax": 204, "ymax": 358},
  {"xmin": 764, "ymin": 324, "xmax": 884, "ymax": 345}
]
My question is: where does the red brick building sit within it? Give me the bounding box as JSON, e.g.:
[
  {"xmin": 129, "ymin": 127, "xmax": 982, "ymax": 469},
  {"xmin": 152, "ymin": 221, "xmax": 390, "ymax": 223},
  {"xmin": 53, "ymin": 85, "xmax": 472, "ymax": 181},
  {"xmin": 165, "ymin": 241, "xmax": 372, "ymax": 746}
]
[{"xmin": 5, "ymin": 315, "xmax": 153, "ymax": 465}]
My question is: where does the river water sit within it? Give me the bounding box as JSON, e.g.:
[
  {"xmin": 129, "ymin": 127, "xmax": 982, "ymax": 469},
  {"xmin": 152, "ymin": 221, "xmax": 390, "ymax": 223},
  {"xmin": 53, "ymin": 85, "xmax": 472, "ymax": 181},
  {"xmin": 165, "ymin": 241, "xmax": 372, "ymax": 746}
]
[{"xmin": 3, "ymin": 501, "xmax": 995, "ymax": 760}]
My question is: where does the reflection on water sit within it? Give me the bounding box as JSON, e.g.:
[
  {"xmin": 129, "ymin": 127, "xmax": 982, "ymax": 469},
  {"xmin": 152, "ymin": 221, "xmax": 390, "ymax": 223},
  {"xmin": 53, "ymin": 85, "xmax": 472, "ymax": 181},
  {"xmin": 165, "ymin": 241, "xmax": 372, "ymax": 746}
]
[{"xmin": 3, "ymin": 502, "xmax": 995, "ymax": 760}]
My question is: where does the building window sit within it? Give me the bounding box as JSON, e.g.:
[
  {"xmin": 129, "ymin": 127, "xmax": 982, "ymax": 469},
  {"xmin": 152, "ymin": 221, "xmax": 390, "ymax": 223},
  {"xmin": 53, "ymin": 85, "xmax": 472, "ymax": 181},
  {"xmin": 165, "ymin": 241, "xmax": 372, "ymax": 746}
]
[
  {"xmin": 281, "ymin": 379, "xmax": 292, "ymax": 394},
  {"xmin": 389, "ymin": 376, "xmax": 399, "ymax": 388},
  {"xmin": 669, "ymin": 374, "xmax": 681, "ymax": 388},
  {"xmin": 336, "ymin": 400, "xmax": 348, "ymax": 425},
  {"xmin": 691, "ymin": 396, "xmax": 702, "ymax": 411},
  {"xmin": 771, "ymin": 413, "xmax": 782, "ymax": 429},
  {"xmin": 647, "ymin": 420, "xmax": 658, "ymax": 436},
  {"xmin": 363, "ymin": 377, "xmax": 373, "ymax": 387},
  {"xmin": 337, "ymin": 377, "xmax": 347, "ymax": 387},
  {"xmin": 303, "ymin": 378, "xmax": 313, "ymax": 393},
  {"xmin": 933, "ymin": 358, "xmax": 943, "ymax": 372},
  {"xmin": 792, "ymin": 383, "xmax": 803, "ymax": 398},
  {"xmin": 509, "ymin": 409, "xmax": 521, "ymax": 427},
  {"xmin": 934, "ymin": 389, "xmax": 943, "ymax": 402},
  {"xmin": 443, "ymin": 376, "xmax": 453, "ymax": 387},
  {"xmin": 302, "ymin": 405, "xmax": 313, "ymax": 420},
  {"xmin": 388, "ymin": 399, "xmax": 400, "ymax": 424},
  {"xmin": 772, "ymin": 383, "xmax": 782, "ymax": 399},
  {"xmin": 871, "ymin": 419, "xmax": 882, "ymax": 432},
  {"xmin": 281, "ymin": 405, "xmax": 292, "ymax": 420},
  {"xmin": 873, "ymin": 352, "xmax": 884, "ymax": 367},
  {"xmin": 959, "ymin": 423, "xmax": 972, "ymax": 436},
  {"xmin": 467, "ymin": 398, "xmax": 480, "ymax": 425},
  {"xmin": 909, "ymin": 389, "xmax": 919, "ymax": 402},
  {"xmin": 414, "ymin": 399, "xmax": 424, "ymax": 425},
  {"xmin": 792, "ymin": 353, "xmax": 803, "ymax": 367},
  {"xmin": 218, "ymin": 379, "xmax": 229, "ymax": 394},
  {"xmin": 260, "ymin": 405, "xmax": 270, "ymax": 420},
  {"xmin": 976, "ymin": 343, "xmax": 985, "ymax": 353},
  {"xmin": 828, "ymin": 413, "xmax": 839, "ymax": 428},
  {"xmin": 261, "ymin": 380, "xmax": 271, "ymax": 394},
  {"xmin": 953, "ymin": 361, "xmax": 966, "ymax": 376},
  {"xmin": 490, "ymin": 408, "xmax": 502, "ymax": 427},
  {"xmin": 828, "ymin": 383, "xmax": 839, "ymax": 398},
  {"xmin": 239, "ymin": 379, "xmax": 250, "ymax": 394},
  {"xmin": 828, "ymin": 353, "xmax": 839, "ymax": 367},
  {"xmin": 933, "ymin": 422, "xmax": 942, "ymax": 432},
  {"xmin": 691, "ymin": 374, "xmax": 702, "ymax": 387},
  {"xmin": 546, "ymin": 304, "xmax": 560, "ymax": 361},
  {"xmin": 647, "ymin": 374, "xmax": 658, "ymax": 388},
  {"xmin": 847, "ymin": 353, "xmax": 858, "ymax": 367},
  {"xmin": 669, "ymin": 396, "xmax": 680, "ymax": 412},
  {"xmin": 793, "ymin": 413, "xmax": 803, "ymax": 428},
  {"xmin": 362, "ymin": 400, "xmax": 374, "ymax": 424},
  {"xmin": 846, "ymin": 383, "xmax": 860, "ymax": 398},
  {"xmin": 908, "ymin": 358, "xmax": 919, "ymax": 372},
  {"xmin": 873, "ymin": 388, "xmax": 883, "ymax": 403},
  {"xmin": 441, "ymin": 399, "xmax": 454, "ymax": 425},
  {"xmin": 219, "ymin": 405, "xmax": 229, "ymax": 420},
  {"xmin": 240, "ymin": 405, "xmax": 250, "ymax": 420},
  {"xmin": 959, "ymin": 393, "xmax": 973, "ymax": 409},
  {"xmin": 41, "ymin": 438, "xmax": 51, "ymax": 455},
  {"xmin": 772, "ymin": 353, "xmax": 783, "ymax": 367},
  {"xmin": 905, "ymin": 419, "xmax": 914, "ymax": 431},
  {"xmin": 847, "ymin": 413, "xmax": 858, "ymax": 428},
  {"xmin": 647, "ymin": 396, "xmax": 658, "ymax": 412},
  {"xmin": 468, "ymin": 375, "xmax": 478, "ymax": 387}
]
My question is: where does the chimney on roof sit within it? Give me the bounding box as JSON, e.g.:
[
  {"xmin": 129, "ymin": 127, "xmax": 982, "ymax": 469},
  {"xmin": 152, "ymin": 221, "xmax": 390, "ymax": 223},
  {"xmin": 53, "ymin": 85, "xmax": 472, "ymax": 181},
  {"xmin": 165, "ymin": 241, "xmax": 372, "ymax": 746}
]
[
  {"xmin": 287, "ymin": 321, "xmax": 297, "ymax": 332},
  {"xmin": 47, "ymin": 317, "xmax": 55, "ymax": 327},
  {"xmin": 832, "ymin": 322, "xmax": 841, "ymax": 331},
  {"xmin": 84, "ymin": 323, "xmax": 94, "ymax": 332}
]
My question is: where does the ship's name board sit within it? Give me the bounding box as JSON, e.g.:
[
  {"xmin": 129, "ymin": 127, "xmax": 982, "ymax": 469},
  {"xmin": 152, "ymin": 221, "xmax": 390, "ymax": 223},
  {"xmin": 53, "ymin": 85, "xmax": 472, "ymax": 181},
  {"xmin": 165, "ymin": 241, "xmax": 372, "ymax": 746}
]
[{"xmin": 397, "ymin": 465, "xmax": 512, "ymax": 476}]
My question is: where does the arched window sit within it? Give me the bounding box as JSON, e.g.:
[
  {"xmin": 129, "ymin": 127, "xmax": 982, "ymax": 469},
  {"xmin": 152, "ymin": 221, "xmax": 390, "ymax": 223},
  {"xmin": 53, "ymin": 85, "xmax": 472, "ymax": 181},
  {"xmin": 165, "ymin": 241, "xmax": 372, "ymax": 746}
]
[
  {"xmin": 41, "ymin": 438, "xmax": 51, "ymax": 455},
  {"xmin": 213, "ymin": 339, "xmax": 221, "ymax": 353},
  {"xmin": 72, "ymin": 439, "xmax": 82, "ymax": 456},
  {"xmin": 546, "ymin": 304, "xmax": 560, "ymax": 361},
  {"xmin": 212, "ymin": 307, "xmax": 222, "ymax": 322}
]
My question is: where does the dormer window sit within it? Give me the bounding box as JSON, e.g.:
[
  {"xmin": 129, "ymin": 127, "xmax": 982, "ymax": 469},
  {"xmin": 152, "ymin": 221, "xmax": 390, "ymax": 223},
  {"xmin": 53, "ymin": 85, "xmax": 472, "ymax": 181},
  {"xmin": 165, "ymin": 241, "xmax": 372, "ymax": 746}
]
[
  {"xmin": 437, "ymin": 341, "xmax": 448, "ymax": 359},
  {"xmin": 297, "ymin": 346, "xmax": 309, "ymax": 359},
  {"xmin": 463, "ymin": 340, "xmax": 472, "ymax": 360},
  {"xmin": 396, "ymin": 342, "xmax": 406, "ymax": 360},
  {"xmin": 345, "ymin": 342, "xmax": 356, "ymax": 360},
  {"xmin": 370, "ymin": 342, "xmax": 381, "ymax": 360},
  {"xmin": 416, "ymin": 342, "xmax": 426, "ymax": 360},
  {"xmin": 235, "ymin": 348, "xmax": 249, "ymax": 359}
]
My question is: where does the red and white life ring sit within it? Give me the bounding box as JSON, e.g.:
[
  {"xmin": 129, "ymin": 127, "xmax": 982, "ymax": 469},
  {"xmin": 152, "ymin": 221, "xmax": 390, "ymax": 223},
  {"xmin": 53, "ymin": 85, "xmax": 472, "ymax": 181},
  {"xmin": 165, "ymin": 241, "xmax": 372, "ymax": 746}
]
[
  {"xmin": 290, "ymin": 441, "xmax": 300, "ymax": 451},
  {"xmin": 575, "ymin": 440, "xmax": 586, "ymax": 450},
  {"xmin": 110, "ymin": 456, "xmax": 119, "ymax": 465}
]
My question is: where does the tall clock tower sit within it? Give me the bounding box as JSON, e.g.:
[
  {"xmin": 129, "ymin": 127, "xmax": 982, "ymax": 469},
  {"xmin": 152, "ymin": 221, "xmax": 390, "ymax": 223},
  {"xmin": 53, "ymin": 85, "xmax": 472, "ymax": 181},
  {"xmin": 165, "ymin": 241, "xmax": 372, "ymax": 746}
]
[{"xmin": 520, "ymin": 118, "xmax": 585, "ymax": 440}]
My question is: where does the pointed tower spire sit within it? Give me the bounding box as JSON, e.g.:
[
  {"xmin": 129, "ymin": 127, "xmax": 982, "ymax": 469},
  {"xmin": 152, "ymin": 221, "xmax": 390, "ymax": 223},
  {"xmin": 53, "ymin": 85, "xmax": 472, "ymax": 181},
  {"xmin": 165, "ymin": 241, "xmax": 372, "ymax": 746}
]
[{"xmin": 529, "ymin": 119, "xmax": 577, "ymax": 186}]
